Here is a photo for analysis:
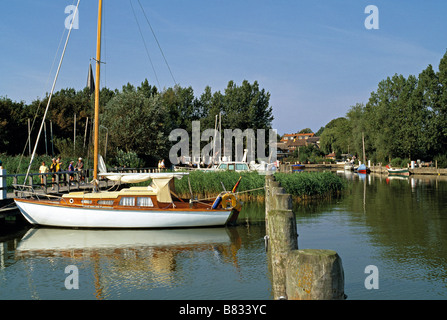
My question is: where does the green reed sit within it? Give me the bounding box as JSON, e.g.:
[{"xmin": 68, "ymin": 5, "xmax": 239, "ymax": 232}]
[{"xmin": 174, "ymin": 170, "xmax": 346, "ymax": 201}]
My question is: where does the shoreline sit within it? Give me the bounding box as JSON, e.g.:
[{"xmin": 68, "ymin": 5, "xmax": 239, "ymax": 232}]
[{"xmin": 280, "ymin": 163, "xmax": 447, "ymax": 176}]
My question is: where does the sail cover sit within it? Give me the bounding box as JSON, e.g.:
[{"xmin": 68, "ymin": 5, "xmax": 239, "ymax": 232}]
[
  {"xmin": 99, "ymin": 172, "xmax": 189, "ymax": 184},
  {"xmin": 99, "ymin": 172, "xmax": 188, "ymax": 203}
]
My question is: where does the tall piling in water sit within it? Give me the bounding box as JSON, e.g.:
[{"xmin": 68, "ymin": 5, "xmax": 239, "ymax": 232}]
[{"xmin": 265, "ymin": 174, "xmax": 345, "ymax": 300}]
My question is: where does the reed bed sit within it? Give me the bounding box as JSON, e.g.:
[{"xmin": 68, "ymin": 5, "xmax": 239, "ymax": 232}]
[
  {"xmin": 174, "ymin": 170, "xmax": 346, "ymax": 201},
  {"xmin": 275, "ymin": 172, "xmax": 346, "ymax": 197}
]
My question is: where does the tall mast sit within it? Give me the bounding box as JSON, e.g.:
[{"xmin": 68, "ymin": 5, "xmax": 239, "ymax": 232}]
[
  {"xmin": 93, "ymin": 0, "xmax": 103, "ymax": 191},
  {"xmin": 362, "ymin": 132, "xmax": 366, "ymax": 164}
]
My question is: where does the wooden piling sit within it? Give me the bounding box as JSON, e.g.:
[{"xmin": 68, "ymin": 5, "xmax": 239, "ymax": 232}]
[
  {"xmin": 285, "ymin": 249, "xmax": 345, "ymax": 300},
  {"xmin": 0, "ymin": 169, "xmax": 6, "ymax": 200},
  {"xmin": 265, "ymin": 175, "xmax": 345, "ymax": 300}
]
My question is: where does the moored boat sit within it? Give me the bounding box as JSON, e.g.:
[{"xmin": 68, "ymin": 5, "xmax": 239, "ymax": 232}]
[
  {"xmin": 387, "ymin": 167, "xmax": 410, "ymax": 176},
  {"xmin": 14, "ymin": 172, "xmax": 241, "ymax": 229},
  {"xmin": 356, "ymin": 163, "xmax": 370, "ymax": 174}
]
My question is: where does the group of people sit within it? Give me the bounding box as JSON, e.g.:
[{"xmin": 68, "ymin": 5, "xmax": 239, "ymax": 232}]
[
  {"xmin": 39, "ymin": 156, "xmax": 85, "ymax": 189},
  {"xmin": 158, "ymin": 159, "xmax": 166, "ymax": 170}
]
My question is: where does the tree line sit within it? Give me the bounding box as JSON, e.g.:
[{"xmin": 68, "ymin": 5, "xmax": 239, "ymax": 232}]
[
  {"xmin": 319, "ymin": 51, "xmax": 447, "ymax": 166},
  {"xmin": 0, "ymin": 79, "xmax": 273, "ymax": 168}
]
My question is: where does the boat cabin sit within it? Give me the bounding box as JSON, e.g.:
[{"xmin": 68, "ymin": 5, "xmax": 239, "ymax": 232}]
[
  {"xmin": 61, "ymin": 176, "xmax": 187, "ymax": 209},
  {"xmin": 216, "ymin": 162, "xmax": 249, "ymax": 172}
]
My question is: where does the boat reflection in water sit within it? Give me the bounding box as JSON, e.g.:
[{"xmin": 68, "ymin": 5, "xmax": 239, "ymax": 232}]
[{"xmin": 15, "ymin": 227, "xmax": 242, "ymax": 299}]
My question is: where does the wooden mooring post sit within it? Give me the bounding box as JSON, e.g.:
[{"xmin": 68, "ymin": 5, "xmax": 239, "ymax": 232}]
[
  {"xmin": 265, "ymin": 175, "xmax": 346, "ymax": 300},
  {"xmin": 0, "ymin": 168, "xmax": 6, "ymax": 201}
]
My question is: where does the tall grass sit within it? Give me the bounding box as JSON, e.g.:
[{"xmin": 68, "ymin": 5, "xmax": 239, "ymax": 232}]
[
  {"xmin": 275, "ymin": 172, "xmax": 346, "ymax": 198},
  {"xmin": 174, "ymin": 171, "xmax": 265, "ymax": 201},
  {"xmin": 174, "ymin": 170, "xmax": 346, "ymax": 201}
]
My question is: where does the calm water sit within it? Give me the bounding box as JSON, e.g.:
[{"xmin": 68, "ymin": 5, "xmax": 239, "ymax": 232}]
[{"xmin": 1, "ymin": 172, "xmax": 447, "ymax": 300}]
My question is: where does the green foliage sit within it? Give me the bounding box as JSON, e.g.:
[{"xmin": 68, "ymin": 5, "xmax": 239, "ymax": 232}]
[
  {"xmin": 174, "ymin": 171, "xmax": 263, "ymax": 198},
  {"xmin": 292, "ymin": 144, "xmax": 325, "ymax": 163},
  {"xmin": 275, "ymin": 172, "xmax": 346, "ymax": 197},
  {"xmin": 319, "ymin": 117, "xmax": 352, "ymax": 155},
  {"xmin": 299, "ymin": 128, "xmax": 313, "ymax": 134},
  {"xmin": 434, "ymin": 154, "xmax": 447, "ymax": 168},
  {"xmin": 114, "ymin": 149, "xmax": 143, "ymax": 168},
  {"xmin": 390, "ymin": 157, "xmax": 409, "ymax": 168},
  {"xmin": 101, "ymin": 86, "xmax": 170, "ymax": 165},
  {"xmin": 52, "ymin": 135, "xmax": 88, "ymax": 161},
  {"xmin": 173, "ymin": 170, "xmax": 345, "ymax": 199}
]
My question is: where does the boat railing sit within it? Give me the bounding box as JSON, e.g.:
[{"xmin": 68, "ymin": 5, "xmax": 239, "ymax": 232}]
[{"xmin": 13, "ymin": 188, "xmax": 64, "ymax": 202}]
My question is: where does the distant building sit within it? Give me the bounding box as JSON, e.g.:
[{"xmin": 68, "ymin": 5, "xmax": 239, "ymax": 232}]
[
  {"xmin": 280, "ymin": 132, "xmax": 315, "ymax": 142},
  {"xmin": 278, "ymin": 132, "xmax": 320, "ymax": 158}
]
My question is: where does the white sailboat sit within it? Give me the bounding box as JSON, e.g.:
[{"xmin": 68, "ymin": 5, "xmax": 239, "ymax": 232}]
[{"xmin": 14, "ymin": 1, "xmax": 242, "ymax": 229}]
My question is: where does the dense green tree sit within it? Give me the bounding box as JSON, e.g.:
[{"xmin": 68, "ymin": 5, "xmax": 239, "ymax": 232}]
[
  {"xmin": 315, "ymin": 126, "xmax": 325, "ymax": 137},
  {"xmin": 101, "ymin": 88, "xmax": 170, "ymax": 165},
  {"xmin": 345, "ymin": 103, "xmax": 366, "ymax": 159},
  {"xmin": 319, "ymin": 117, "xmax": 351, "ymax": 155},
  {"xmin": 161, "ymin": 84, "xmax": 204, "ymax": 133},
  {"xmin": 0, "ymin": 97, "xmax": 26, "ymax": 155},
  {"xmin": 222, "ymin": 80, "xmax": 273, "ymax": 131}
]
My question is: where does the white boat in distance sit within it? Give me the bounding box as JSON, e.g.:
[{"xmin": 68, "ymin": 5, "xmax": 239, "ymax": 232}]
[{"xmin": 13, "ymin": 1, "xmax": 242, "ymax": 229}]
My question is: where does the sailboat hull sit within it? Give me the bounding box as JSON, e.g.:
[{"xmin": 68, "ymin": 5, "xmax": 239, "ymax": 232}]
[{"xmin": 14, "ymin": 199, "xmax": 232, "ymax": 229}]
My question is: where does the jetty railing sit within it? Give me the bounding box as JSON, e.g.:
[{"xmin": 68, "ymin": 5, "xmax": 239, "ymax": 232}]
[{"xmin": 1, "ymin": 167, "xmax": 167, "ymax": 199}]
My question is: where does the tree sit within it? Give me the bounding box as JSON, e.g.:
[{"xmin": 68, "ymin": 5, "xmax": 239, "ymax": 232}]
[
  {"xmin": 346, "ymin": 103, "xmax": 366, "ymax": 159},
  {"xmin": 161, "ymin": 85, "xmax": 204, "ymax": 133},
  {"xmin": 222, "ymin": 80, "xmax": 273, "ymax": 131},
  {"xmin": 0, "ymin": 97, "xmax": 25, "ymax": 154},
  {"xmin": 315, "ymin": 126, "xmax": 325, "ymax": 137},
  {"xmin": 299, "ymin": 128, "xmax": 313, "ymax": 134},
  {"xmin": 319, "ymin": 117, "xmax": 351, "ymax": 155},
  {"xmin": 101, "ymin": 88, "xmax": 170, "ymax": 165}
]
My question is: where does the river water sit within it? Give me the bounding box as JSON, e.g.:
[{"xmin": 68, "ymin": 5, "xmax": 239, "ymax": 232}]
[{"xmin": 1, "ymin": 171, "xmax": 446, "ymax": 300}]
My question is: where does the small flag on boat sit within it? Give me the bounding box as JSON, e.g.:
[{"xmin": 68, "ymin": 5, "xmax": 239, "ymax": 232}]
[{"xmin": 232, "ymin": 176, "xmax": 242, "ymax": 193}]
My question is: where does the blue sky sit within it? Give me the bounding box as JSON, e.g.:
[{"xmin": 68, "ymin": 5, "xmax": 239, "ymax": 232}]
[{"xmin": 1, "ymin": 1, "xmax": 446, "ymax": 135}]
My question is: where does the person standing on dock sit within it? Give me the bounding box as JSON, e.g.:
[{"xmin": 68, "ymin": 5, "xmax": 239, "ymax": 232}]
[
  {"xmin": 75, "ymin": 157, "xmax": 84, "ymax": 183},
  {"xmin": 68, "ymin": 161, "xmax": 75, "ymax": 183},
  {"xmin": 39, "ymin": 161, "xmax": 49, "ymax": 186},
  {"xmin": 49, "ymin": 158, "xmax": 57, "ymax": 190}
]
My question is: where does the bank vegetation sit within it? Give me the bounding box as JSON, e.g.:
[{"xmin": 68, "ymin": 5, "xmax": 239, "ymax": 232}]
[{"xmin": 174, "ymin": 171, "xmax": 346, "ymax": 202}]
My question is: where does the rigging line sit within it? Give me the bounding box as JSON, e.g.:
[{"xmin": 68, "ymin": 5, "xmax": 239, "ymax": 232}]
[
  {"xmin": 137, "ymin": 0, "xmax": 177, "ymax": 86},
  {"xmin": 15, "ymin": 23, "xmax": 71, "ymax": 175},
  {"xmin": 129, "ymin": 0, "xmax": 160, "ymax": 89},
  {"xmin": 23, "ymin": 0, "xmax": 81, "ymax": 186}
]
